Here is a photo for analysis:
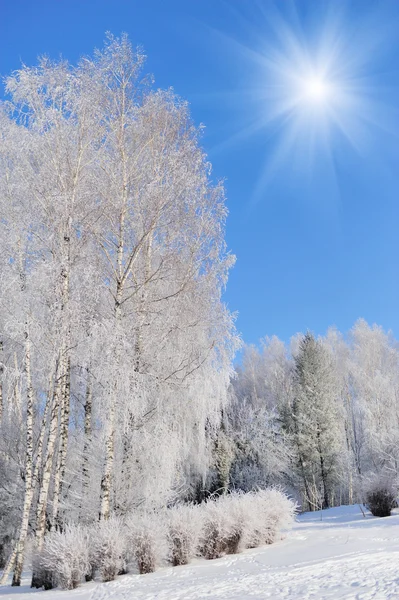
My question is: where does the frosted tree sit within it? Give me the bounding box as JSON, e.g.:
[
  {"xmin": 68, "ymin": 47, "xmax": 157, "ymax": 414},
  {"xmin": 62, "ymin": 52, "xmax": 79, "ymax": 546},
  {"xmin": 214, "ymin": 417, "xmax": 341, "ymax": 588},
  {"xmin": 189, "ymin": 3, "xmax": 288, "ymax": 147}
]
[
  {"xmin": 349, "ymin": 319, "xmax": 399, "ymax": 480},
  {"xmin": 227, "ymin": 337, "xmax": 292, "ymax": 492},
  {"xmin": 0, "ymin": 52, "xmax": 107, "ymax": 587},
  {"xmin": 286, "ymin": 333, "xmax": 343, "ymax": 510},
  {"xmin": 0, "ymin": 33, "xmax": 238, "ymax": 587},
  {"xmin": 323, "ymin": 327, "xmax": 362, "ymax": 504},
  {"xmin": 73, "ymin": 34, "xmax": 239, "ymax": 517}
]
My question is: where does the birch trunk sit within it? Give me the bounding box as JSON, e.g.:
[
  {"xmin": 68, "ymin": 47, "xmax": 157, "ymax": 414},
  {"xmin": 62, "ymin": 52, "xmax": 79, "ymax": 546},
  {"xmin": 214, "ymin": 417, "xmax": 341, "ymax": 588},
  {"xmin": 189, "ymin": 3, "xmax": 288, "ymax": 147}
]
[
  {"xmin": 0, "ymin": 329, "xmax": 34, "ymax": 586},
  {"xmin": 32, "ymin": 375, "xmax": 53, "ymax": 487},
  {"xmin": 99, "ymin": 281, "xmax": 122, "ymax": 520},
  {"xmin": 0, "ymin": 547, "xmax": 17, "ymax": 586},
  {"xmin": 99, "ymin": 84, "xmax": 128, "ymax": 519},
  {"xmin": 12, "ymin": 353, "xmax": 22, "ymax": 422},
  {"xmin": 50, "ymin": 358, "xmax": 70, "ymax": 530},
  {"xmin": 9, "ymin": 374, "xmax": 53, "ymax": 587},
  {"xmin": 81, "ymin": 376, "xmax": 92, "ymax": 515},
  {"xmin": 48, "ymin": 212, "xmax": 72, "ymax": 530},
  {"xmin": 11, "ymin": 330, "xmax": 35, "ymax": 586},
  {"xmin": 31, "ymin": 365, "xmax": 61, "ymax": 588},
  {"xmin": 99, "ymin": 399, "xmax": 115, "ymax": 520}
]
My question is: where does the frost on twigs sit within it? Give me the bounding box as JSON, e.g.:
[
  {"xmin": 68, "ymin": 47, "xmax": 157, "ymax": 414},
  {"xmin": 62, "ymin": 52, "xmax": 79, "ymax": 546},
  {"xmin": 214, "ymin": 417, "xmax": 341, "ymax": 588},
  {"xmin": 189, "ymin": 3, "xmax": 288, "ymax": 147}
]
[
  {"xmin": 199, "ymin": 494, "xmax": 244, "ymax": 559},
  {"xmin": 126, "ymin": 513, "xmax": 167, "ymax": 574},
  {"xmin": 91, "ymin": 517, "xmax": 127, "ymax": 582},
  {"xmin": 32, "ymin": 488, "xmax": 295, "ymax": 587},
  {"xmin": 166, "ymin": 503, "xmax": 202, "ymax": 566},
  {"xmin": 364, "ymin": 475, "xmax": 397, "ymax": 518},
  {"xmin": 246, "ymin": 488, "xmax": 297, "ymax": 547},
  {"xmin": 40, "ymin": 525, "xmax": 90, "ymax": 590},
  {"xmin": 199, "ymin": 489, "xmax": 296, "ymax": 559}
]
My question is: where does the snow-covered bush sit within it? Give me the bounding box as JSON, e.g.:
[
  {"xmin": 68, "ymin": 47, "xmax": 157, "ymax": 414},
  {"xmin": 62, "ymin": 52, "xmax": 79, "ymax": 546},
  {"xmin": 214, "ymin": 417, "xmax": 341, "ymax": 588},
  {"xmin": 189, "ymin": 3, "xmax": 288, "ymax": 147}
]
[
  {"xmin": 199, "ymin": 496, "xmax": 239, "ymax": 559},
  {"xmin": 198, "ymin": 488, "xmax": 295, "ymax": 559},
  {"xmin": 364, "ymin": 476, "xmax": 397, "ymax": 517},
  {"xmin": 91, "ymin": 517, "xmax": 127, "ymax": 582},
  {"xmin": 214, "ymin": 492, "xmax": 249, "ymax": 554},
  {"xmin": 84, "ymin": 523, "xmax": 99, "ymax": 582},
  {"xmin": 30, "ymin": 553, "xmax": 54, "ymax": 590},
  {"xmin": 40, "ymin": 525, "xmax": 90, "ymax": 590},
  {"xmin": 250, "ymin": 488, "xmax": 297, "ymax": 545},
  {"xmin": 126, "ymin": 513, "xmax": 167, "ymax": 574},
  {"xmin": 166, "ymin": 504, "xmax": 203, "ymax": 565},
  {"xmin": 31, "ymin": 490, "xmax": 295, "ymax": 590}
]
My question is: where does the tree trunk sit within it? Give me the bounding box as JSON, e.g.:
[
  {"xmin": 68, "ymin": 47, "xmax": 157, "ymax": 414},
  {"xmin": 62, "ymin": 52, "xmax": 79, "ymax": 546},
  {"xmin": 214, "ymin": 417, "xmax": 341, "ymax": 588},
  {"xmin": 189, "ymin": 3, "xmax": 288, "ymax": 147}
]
[
  {"xmin": 12, "ymin": 353, "xmax": 22, "ymax": 422},
  {"xmin": 81, "ymin": 375, "xmax": 92, "ymax": 517},
  {"xmin": 348, "ymin": 469, "xmax": 353, "ymax": 505},
  {"xmin": 46, "ymin": 217, "xmax": 71, "ymax": 533},
  {"xmin": 99, "ymin": 273, "xmax": 122, "ymax": 519},
  {"xmin": 11, "ymin": 330, "xmax": 35, "ymax": 586},
  {"xmin": 1, "ymin": 329, "xmax": 34, "ymax": 586},
  {"xmin": 99, "ymin": 399, "xmax": 115, "ymax": 520},
  {"xmin": 50, "ymin": 358, "xmax": 70, "ymax": 530},
  {"xmin": 298, "ymin": 453, "xmax": 313, "ymax": 511},
  {"xmin": 0, "ymin": 546, "xmax": 17, "ymax": 586},
  {"xmin": 31, "ymin": 364, "xmax": 61, "ymax": 588},
  {"xmin": 317, "ymin": 429, "xmax": 329, "ymax": 509}
]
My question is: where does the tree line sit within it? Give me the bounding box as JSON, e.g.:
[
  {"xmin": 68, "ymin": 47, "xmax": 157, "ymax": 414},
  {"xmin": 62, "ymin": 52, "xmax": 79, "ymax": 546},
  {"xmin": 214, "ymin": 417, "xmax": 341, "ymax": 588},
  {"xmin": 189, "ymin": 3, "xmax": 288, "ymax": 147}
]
[{"xmin": 217, "ymin": 320, "xmax": 399, "ymax": 513}]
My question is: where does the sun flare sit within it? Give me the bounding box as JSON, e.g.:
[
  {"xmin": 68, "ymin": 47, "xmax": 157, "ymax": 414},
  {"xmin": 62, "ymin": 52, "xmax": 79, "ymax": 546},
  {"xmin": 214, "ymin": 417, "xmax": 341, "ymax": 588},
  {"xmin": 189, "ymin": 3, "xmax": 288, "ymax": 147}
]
[
  {"xmin": 209, "ymin": 2, "xmax": 396, "ymax": 202},
  {"xmin": 303, "ymin": 78, "xmax": 330, "ymax": 102}
]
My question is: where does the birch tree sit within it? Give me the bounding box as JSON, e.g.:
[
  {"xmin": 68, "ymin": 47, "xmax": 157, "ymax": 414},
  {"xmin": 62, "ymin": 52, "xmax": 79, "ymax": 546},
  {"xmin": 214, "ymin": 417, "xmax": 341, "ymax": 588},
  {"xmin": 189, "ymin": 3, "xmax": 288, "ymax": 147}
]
[{"xmin": 0, "ymin": 33, "xmax": 238, "ymax": 586}]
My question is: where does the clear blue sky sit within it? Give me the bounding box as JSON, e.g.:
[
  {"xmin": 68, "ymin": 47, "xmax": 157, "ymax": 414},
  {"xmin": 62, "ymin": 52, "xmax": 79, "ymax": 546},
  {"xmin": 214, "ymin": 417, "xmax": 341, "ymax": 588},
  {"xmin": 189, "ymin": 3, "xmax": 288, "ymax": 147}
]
[{"xmin": 1, "ymin": 0, "xmax": 399, "ymax": 345}]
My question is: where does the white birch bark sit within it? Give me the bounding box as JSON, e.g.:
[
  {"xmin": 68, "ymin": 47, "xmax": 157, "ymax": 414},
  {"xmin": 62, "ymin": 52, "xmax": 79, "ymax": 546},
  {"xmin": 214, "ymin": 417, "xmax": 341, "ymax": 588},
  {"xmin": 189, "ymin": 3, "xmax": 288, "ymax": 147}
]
[
  {"xmin": 99, "ymin": 77, "xmax": 128, "ymax": 520},
  {"xmin": 99, "ymin": 398, "xmax": 115, "ymax": 520},
  {"xmin": 47, "ymin": 207, "xmax": 72, "ymax": 530},
  {"xmin": 81, "ymin": 375, "xmax": 92, "ymax": 516},
  {"xmin": 30, "ymin": 364, "xmax": 61, "ymax": 588},
  {"xmin": 0, "ymin": 329, "xmax": 34, "ymax": 586},
  {"xmin": 50, "ymin": 357, "xmax": 70, "ymax": 530},
  {"xmin": 11, "ymin": 329, "xmax": 34, "ymax": 586},
  {"xmin": 11, "ymin": 353, "xmax": 22, "ymax": 422}
]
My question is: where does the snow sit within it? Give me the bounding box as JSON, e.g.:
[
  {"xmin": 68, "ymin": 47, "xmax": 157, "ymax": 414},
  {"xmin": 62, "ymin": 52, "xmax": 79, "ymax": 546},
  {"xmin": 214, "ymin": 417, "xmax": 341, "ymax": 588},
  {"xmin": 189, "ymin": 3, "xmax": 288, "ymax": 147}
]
[{"xmin": 2, "ymin": 505, "xmax": 399, "ymax": 599}]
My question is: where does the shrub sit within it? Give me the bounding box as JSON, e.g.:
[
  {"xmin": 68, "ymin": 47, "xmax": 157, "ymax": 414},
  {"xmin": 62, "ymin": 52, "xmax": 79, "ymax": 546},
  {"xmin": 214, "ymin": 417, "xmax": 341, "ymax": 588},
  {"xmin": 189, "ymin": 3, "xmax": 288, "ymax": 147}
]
[
  {"xmin": 166, "ymin": 504, "xmax": 202, "ymax": 566},
  {"xmin": 32, "ymin": 489, "xmax": 296, "ymax": 587},
  {"xmin": 84, "ymin": 523, "xmax": 98, "ymax": 582},
  {"xmin": 251, "ymin": 488, "xmax": 296, "ymax": 545},
  {"xmin": 215, "ymin": 492, "xmax": 247, "ymax": 554},
  {"xmin": 91, "ymin": 517, "xmax": 127, "ymax": 582},
  {"xmin": 126, "ymin": 513, "xmax": 166, "ymax": 574},
  {"xmin": 222, "ymin": 488, "xmax": 297, "ymax": 550},
  {"xmin": 198, "ymin": 496, "xmax": 238, "ymax": 559},
  {"xmin": 198, "ymin": 489, "xmax": 296, "ymax": 559},
  {"xmin": 40, "ymin": 525, "xmax": 90, "ymax": 590},
  {"xmin": 364, "ymin": 476, "xmax": 397, "ymax": 517}
]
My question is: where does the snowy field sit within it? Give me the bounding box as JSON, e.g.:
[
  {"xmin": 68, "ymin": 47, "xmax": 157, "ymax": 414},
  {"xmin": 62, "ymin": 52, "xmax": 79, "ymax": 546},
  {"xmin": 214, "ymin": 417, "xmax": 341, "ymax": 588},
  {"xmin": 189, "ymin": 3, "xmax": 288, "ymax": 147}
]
[{"xmin": 2, "ymin": 505, "xmax": 399, "ymax": 600}]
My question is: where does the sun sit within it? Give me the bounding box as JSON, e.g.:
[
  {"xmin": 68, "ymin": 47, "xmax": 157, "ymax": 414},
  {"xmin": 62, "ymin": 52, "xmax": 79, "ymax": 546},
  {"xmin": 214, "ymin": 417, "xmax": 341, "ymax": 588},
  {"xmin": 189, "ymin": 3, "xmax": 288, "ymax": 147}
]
[
  {"xmin": 303, "ymin": 77, "xmax": 330, "ymax": 102},
  {"xmin": 207, "ymin": 1, "xmax": 397, "ymax": 202}
]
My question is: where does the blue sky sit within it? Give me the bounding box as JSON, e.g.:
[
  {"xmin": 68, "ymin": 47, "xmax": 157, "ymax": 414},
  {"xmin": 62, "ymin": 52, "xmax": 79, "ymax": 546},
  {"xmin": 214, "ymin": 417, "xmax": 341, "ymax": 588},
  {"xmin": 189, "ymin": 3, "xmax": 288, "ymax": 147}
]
[{"xmin": 1, "ymin": 0, "xmax": 399, "ymax": 346}]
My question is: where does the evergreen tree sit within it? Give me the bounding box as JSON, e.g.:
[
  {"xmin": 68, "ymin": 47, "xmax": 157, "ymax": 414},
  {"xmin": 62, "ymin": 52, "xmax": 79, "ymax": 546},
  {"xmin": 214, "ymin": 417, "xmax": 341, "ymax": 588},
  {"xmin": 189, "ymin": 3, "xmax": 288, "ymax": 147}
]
[{"xmin": 288, "ymin": 333, "xmax": 341, "ymax": 510}]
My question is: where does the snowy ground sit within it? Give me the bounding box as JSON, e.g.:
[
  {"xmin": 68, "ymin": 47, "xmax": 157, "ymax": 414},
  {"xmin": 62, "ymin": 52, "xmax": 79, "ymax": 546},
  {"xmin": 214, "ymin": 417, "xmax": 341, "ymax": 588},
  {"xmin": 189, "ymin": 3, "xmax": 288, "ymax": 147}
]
[{"xmin": 2, "ymin": 505, "xmax": 399, "ymax": 599}]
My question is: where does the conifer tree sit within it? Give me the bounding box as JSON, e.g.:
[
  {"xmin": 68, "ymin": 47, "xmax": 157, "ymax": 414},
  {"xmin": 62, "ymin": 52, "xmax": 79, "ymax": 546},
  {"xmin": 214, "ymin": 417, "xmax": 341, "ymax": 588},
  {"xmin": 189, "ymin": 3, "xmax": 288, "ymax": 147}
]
[{"xmin": 288, "ymin": 333, "xmax": 341, "ymax": 510}]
